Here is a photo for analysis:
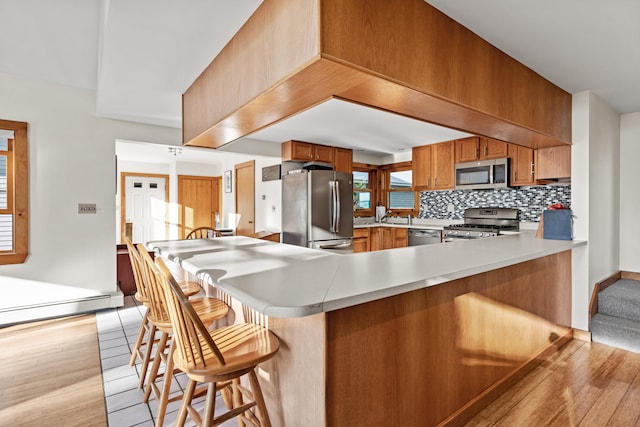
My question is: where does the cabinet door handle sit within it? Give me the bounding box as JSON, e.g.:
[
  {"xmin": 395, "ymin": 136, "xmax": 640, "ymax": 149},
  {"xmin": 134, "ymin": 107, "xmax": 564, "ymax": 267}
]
[{"xmin": 530, "ymin": 162, "xmax": 535, "ymax": 176}]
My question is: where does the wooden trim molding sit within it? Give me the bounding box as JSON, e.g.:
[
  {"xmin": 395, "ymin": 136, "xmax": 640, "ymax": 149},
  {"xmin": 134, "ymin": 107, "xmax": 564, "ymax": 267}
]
[
  {"xmin": 589, "ymin": 271, "xmax": 622, "ymax": 320},
  {"xmin": 621, "ymin": 271, "xmax": 640, "ymax": 281},
  {"xmin": 0, "ymin": 119, "xmax": 28, "ymax": 264},
  {"xmin": 572, "ymin": 328, "xmax": 592, "ymax": 343}
]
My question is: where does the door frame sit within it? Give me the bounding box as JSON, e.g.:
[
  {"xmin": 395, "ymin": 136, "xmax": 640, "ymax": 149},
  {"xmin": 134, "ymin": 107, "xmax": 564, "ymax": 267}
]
[{"xmin": 120, "ymin": 172, "xmax": 170, "ymax": 244}]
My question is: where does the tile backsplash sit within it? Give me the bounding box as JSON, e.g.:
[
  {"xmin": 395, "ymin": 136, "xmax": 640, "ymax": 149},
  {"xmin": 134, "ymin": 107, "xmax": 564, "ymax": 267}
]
[{"xmin": 418, "ymin": 185, "xmax": 571, "ymax": 222}]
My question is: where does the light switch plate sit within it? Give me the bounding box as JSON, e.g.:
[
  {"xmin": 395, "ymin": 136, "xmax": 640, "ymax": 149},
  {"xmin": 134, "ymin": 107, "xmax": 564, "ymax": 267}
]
[{"xmin": 78, "ymin": 203, "xmax": 97, "ymax": 214}]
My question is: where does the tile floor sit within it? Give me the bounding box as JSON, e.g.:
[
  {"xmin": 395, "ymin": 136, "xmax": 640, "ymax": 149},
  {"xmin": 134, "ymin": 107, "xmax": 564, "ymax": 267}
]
[{"xmin": 96, "ymin": 295, "xmax": 235, "ymax": 427}]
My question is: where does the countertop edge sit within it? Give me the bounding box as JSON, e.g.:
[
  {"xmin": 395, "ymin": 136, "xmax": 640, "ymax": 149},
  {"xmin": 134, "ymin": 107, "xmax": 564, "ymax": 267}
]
[{"xmin": 320, "ymin": 238, "xmax": 586, "ymax": 313}]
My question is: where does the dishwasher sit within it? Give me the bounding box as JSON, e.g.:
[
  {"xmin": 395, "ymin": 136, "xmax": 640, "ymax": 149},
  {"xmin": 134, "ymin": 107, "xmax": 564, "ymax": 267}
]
[{"xmin": 408, "ymin": 228, "xmax": 442, "ymax": 246}]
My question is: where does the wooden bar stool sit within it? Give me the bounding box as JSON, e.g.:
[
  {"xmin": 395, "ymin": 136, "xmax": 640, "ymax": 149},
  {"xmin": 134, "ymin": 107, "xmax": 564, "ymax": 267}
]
[
  {"xmin": 155, "ymin": 257, "xmax": 280, "ymax": 427},
  {"xmin": 124, "ymin": 238, "xmax": 204, "ymax": 388},
  {"xmin": 138, "ymin": 244, "xmax": 229, "ymax": 427},
  {"xmin": 186, "ymin": 227, "xmax": 223, "ymax": 239}
]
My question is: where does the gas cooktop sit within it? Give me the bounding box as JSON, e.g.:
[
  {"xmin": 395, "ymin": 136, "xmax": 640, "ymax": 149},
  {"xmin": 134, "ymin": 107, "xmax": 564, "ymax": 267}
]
[{"xmin": 443, "ymin": 208, "xmax": 520, "ymax": 240}]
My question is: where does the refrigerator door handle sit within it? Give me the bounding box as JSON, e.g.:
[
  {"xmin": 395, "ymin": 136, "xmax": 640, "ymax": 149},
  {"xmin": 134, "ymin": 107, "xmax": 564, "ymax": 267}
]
[
  {"xmin": 319, "ymin": 241, "xmax": 352, "ymax": 250},
  {"xmin": 329, "ymin": 180, "xmax": 338, "ymax": 233},
  {"xmin": 334, "ymin": 180, "xmax": 340, "ymax": 233}
]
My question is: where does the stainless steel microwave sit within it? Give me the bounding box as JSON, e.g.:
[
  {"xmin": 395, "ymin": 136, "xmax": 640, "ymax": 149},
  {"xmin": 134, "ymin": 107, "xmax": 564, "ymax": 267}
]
[{"xmin": 454, "ymin": 158, "xmax": 509, "ymax": 190}]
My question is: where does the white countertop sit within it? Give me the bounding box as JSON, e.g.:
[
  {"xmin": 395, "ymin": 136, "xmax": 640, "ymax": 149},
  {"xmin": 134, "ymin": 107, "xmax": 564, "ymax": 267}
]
[{"xmin": 149, "ymin": 233, "xmax": 585, "ymax": 318}]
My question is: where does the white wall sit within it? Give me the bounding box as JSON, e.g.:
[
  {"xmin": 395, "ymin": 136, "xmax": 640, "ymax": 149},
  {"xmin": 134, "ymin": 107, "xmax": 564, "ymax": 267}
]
[
  {"xmin": 619, "ymin": 112, "xmax": 640, "ymax": 271},
  {"xmin": 218, "ymin": 156, "xmax": 282, "ymax": 232},
  {"xmin": 0, "ymin": 72, "xmax": 180, "ymax": 323},
  {"xmin": 588, "ymin": 94, "xmax": 620, "ymax": 284},
  {"xmin": 571, "ymin": 92, "xmax": 621, "ymax": 330}
]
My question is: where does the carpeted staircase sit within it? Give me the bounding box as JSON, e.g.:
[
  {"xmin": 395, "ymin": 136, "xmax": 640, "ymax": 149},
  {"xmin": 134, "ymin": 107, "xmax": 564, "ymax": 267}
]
[{"xmin": 591, "ymin": 278, "xmax": 640, "ymax": 353}]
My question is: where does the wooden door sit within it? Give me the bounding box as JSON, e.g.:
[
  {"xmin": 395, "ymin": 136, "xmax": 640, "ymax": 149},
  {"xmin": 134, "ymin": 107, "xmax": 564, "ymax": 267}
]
[
  {"xmin": 178, "ymin": 175, "xmax": 221, "ymax": 238},
  {"xmin": 235, "ymin": 160, "xmax": 255, "ymax": 236},
  {"xmin": 120, "ymin": 172, "xmax": 169, "ymax": 244},
  {"xmin": 431, "ymin": 141, "xmax": 455, "ymax": 190}
]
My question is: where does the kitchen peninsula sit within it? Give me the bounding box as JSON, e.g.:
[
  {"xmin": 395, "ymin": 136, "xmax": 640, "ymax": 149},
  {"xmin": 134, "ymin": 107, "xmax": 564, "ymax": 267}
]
[{"xmin": 151, "ymin": 234, "xmax": 584, "ymax": 426}]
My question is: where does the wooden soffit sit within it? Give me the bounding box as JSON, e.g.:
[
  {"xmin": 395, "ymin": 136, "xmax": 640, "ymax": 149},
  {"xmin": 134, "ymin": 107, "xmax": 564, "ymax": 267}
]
[{"xmin": 183, "ymin": 0, "xmax": 572, "ymax": 150}]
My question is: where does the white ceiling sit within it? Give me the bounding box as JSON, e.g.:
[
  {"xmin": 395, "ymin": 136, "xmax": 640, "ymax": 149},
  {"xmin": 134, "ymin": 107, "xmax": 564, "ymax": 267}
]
[{"xmin": 1, "ymin": 0, "xmax": 639, "ymax": 159}]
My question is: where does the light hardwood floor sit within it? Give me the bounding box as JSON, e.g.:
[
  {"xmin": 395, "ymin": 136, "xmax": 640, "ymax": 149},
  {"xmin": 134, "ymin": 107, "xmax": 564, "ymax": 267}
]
[
  {"xmin": 3, "ymin": 309, "xmax": 640, "ymax": 427},
  {"xmin": 0, "ymin": 314, "xmax": 107, "ymax": 427},
  {"xmin": 465, "ymin": 338, "xmax": 640, "ymax": 426}
]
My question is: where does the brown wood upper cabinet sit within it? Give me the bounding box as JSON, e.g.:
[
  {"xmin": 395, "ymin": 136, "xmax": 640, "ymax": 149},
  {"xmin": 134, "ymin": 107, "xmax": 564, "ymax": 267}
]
[
  {"xmin": 455, "ymin": 137, "xmax": 509, "ymax": 163},
  {"xmin": 508, "ymin": 144, "xmax": 535, "ymax": 186},
  {"xmin": 282, "ymin": 140, "xmax": 353, "ymax": 173},
  {"xmin": 282, "ymin": 140, "xmax": 334, "ymax": 163},
  {"xmin": 535, "ymin": 145, "xmax": 571, "ymax": 180},
  {"xmin": 412, "ymin": 141, "xmax": 455, "ymax": 191},
  {"xmin": 333, "ymin": 147, "xmax": 353, "ymax": 174}
]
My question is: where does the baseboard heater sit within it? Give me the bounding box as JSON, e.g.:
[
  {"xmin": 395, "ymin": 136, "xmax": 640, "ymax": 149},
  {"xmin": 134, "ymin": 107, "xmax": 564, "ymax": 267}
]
[{"xmin": 0, "ymin": 292, "xmax": 124, "ymax": 327}]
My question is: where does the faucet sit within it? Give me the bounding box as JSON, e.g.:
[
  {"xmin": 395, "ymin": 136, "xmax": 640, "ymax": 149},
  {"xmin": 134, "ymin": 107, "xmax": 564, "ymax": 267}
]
[{"xmin": 380, "ymin": 210, "xmax": 391, "ymax": 223}]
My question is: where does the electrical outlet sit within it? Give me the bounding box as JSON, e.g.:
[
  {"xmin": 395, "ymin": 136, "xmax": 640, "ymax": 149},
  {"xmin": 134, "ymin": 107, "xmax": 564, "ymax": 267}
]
[
  {"xmin": 78, "ymin": 203, "xmax": 97, "ymax": 214},
  {"xmin": 447, "ymin": 204, "xmax": 455, "ymax": 213}
]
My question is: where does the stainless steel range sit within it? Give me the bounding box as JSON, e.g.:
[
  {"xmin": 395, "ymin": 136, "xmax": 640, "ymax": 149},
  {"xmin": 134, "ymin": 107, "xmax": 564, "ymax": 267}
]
[{"xmin": 443, "ymin": 208, "xmax": 520, "ymax": 241}]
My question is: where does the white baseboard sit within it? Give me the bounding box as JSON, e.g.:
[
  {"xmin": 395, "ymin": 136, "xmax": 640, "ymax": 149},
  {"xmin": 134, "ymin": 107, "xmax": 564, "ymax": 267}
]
[{"xmin": 0, "ymin": 292, "xmax": 124, "ymax": 327}]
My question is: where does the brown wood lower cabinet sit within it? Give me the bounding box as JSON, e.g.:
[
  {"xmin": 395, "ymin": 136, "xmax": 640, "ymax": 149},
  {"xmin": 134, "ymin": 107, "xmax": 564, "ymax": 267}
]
[
  {"xmin": 353, "ymin": 228, "xmax": 370, "ymax": 253},
  {"xmin": 369, "ymin": 227, "xmax": 393, "ymax": 251},
  {"xmin": 393, "ymin": 227, "xmax": 408, "ymax": 248},
  {"xmin": 355, "ymin": 227, "xmax": 409, "ymax": 252}
]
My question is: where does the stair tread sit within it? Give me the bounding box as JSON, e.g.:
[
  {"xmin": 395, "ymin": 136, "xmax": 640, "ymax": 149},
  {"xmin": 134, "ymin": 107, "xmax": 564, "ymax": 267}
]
[
  {"xmin": 591, "ymin": 313, "xmax": 640, "ymax": 354},
  {"xmin": 598, "ymin": 279, "xmax": 640, "ymax": 320},
  {"xmin": 600, "ymin": 278, "xmax": 640, "ymax": 300}
]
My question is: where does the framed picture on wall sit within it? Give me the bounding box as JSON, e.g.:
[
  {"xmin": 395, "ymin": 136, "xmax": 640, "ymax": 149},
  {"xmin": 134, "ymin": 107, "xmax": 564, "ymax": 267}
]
[{"xmin": 224, "ymin": 170, "xmax": 232, "ymax": 193}]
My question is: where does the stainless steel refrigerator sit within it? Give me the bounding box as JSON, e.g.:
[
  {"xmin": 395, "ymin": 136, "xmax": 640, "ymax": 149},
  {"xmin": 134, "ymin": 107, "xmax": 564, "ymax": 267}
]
[{"xmin": 282, "ymin": 169, "xmax": 354, "ymax": 254}]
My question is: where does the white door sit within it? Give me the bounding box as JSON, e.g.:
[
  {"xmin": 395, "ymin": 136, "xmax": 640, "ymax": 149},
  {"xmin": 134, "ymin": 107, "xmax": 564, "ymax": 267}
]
[{"xmin": 125, "ymin": 176, "xmax": 167, "ymax": 243}]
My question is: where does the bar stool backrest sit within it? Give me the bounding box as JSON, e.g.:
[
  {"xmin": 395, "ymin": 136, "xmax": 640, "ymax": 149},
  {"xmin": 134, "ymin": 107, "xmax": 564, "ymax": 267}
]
[
  {"xmin": 124, "ymin": 237, "xmax": 148, "ymax": 303},
  {"xmin": 137, "ymin": 244, "xmax": 171, "ymax": 324},
  {"xmin": 185, "ymin": 227, "xmax": 222, "ymax": 239},
  {"xmin": 155, "ymin": 257, "xmax": 226, "ymax": 368}
]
